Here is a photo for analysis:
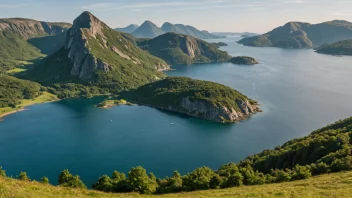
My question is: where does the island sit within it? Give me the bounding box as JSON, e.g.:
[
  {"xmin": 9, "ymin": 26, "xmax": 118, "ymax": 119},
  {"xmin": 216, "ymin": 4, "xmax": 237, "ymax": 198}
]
[
  {"xmin": 211, "ymin": 42, "xmax": 228, "ymax": 48},
  {"xmin": 96, "ymin": 99, "xmax": 133, "ymax": 109},
  {"xmin": 230, "ymin": 56, "xmax": 259, "ymax": 65},
  {"xmin": 118, "ymin": 77, "xmax": 261, "ymax": 123},
  {"xmin": 315, "ymin": 39, "xmax": 352, "ymax": 56}
]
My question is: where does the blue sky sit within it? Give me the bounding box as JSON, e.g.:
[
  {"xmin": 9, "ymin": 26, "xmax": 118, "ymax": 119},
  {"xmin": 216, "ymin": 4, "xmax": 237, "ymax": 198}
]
[{"xmin": 0, "ymin": 0, "xmax": 351, "ymax": 33}]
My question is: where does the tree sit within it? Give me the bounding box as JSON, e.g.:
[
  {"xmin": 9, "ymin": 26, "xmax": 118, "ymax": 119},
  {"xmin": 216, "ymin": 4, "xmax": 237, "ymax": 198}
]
[
  {"xmin": 58, "ymin": 169, "xmax": 86, "ymax": 189},
  {"xmin": 127, "ymin": 166, "xmax": 157, "ymax": 194},
  {"xmin": 275, "ymin": 170, "xmax": 291, "ymax": 183},
  {"xmin": 182, "ymin": 166, "xmax": 215, "ymax": 191},
  {"xmin": 224, "ymin": 172, "xmax": 243, "ymax": 187},
  {"xmin": 19, "ymin": 171, "xmax": 29, "ymax": 181},
  {"xmin": 41, "ymin": 176, "xmax": 49, "ymax": 184},
  {"xmin": 292, "ymin": 165, "xmax": 311, "ymax": 180},
  {"xmin": 93, "ymin": 175, "xmax": 113, "ymax": 192},
  {"xmin": 209, "ymin": 174, "xmax": 223, "ymax": 189},
  {"xmin": 0, "ymin": 166, "xmax": 5, "ymax": 177}
]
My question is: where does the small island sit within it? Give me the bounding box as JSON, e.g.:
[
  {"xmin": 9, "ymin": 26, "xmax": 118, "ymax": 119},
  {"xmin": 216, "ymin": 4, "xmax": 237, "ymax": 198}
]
[
  {"xmin": 230, "ymin": 56, "xmax": 259, "ymax": 65},
  {"xmin": 96, "ymin": 99, "xmax": 133, "ymax": 109},
  {"xmin": 119, "ymin": 77, "xmax": 261, "ymax": 123},
  {"xmin": 315, "ymin": 39, "xmax": 352, "ymax": 56},
  {"xmin": 211, "ymin": 42, "xmax": 228, "ymax": 48}
]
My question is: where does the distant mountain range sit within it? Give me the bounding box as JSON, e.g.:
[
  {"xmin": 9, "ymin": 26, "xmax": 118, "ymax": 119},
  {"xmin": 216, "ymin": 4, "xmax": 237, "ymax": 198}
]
[
  {"xmin": 116, "ymin": 21, "xmax": 222, "ymax": 39},
  {"xmin": 114, "ymin": 24, "xmax": 139, "ymax": 33},
  {"xmin": 212, "ymin": 32, "xmax": 259, "ymax": 37},
  {"xmin": 238, "ymin": 20, "xmax": 352, "ymax": 49}
]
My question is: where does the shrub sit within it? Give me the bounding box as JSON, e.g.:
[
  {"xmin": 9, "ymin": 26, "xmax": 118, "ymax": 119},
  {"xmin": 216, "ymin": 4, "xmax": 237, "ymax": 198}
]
[{"xmin": 58, "ymin": 169, "xmax": 86, "ymax": 189}]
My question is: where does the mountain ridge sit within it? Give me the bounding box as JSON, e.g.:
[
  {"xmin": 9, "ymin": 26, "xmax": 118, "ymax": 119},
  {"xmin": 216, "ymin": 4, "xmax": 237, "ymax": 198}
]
[{"xmin": 238, "ymin": 20, "xmax": 352, "ymax": 49}]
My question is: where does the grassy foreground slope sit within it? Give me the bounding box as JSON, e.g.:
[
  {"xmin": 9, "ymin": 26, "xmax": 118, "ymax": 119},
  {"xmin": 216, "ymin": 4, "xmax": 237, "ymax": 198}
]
[{"xmin": 0, "ymin": 171, "xmax": 351, "ymax": 198}]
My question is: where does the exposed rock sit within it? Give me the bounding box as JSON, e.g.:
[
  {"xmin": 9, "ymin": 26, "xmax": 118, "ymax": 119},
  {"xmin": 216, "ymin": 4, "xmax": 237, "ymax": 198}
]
[
  {"xmin": 0, "ymin": 18, "xmax": 71, "ymax": 38},
  {"xmin": 177, "ymin": 97, "xmax": 258, "ymax": 123}
]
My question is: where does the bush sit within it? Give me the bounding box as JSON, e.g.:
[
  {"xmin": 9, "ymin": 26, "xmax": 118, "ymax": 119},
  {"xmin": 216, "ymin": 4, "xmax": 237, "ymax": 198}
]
[
  {"xmin": 18, "ymin": 172, "xmax": 29, "ymax": 181},
  {"xmin": 292, "ymin": 165, "xmax": 311, "ymax": 180},
  {"xmin": 58, "ymin": 169, "xmax": 86, "ymax": 189},
  {"xmin": 182, "ymin": 167, "xmax": 215, "ymax": 191},
  {"xmin": 0, "ymin": 166, "xmax": 5, "ymax": 177},
  {"xmin": 41, "ymin": 176, "xmax": 49, "ymax": 184},
  {"xmin": 210, "ymin": 174, "xmax": 223, "ymax": 189},
  {"xmin": 127, "ymin": 166, "xmax": 157, "ymax": 194}
]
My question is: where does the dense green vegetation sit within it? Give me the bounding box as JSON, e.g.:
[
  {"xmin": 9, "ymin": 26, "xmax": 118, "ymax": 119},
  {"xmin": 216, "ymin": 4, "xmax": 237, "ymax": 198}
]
[
  {"xmin": 316, "ymin": 39, "xmax": 352, "ymax": 55},
  {"xmin": 230, "ymin": 56, "xmax": 259, "ymax": 65},
  {"xmin": 85, "ymin": 27, "xmax": 167, "ymax": 92},
  {"xmin": 0, "ymin": 74, "xmax": 42, "ymax": 108},
  {"xmin": 0, "ymin": 31, "xmax": 44, "ymax": 71},
  {"xmin": 0, "ymin": 19, "xmax": 70, "ymax": 72},
  {"xmin": 238, "ymin": 20, "xmax": 352, "ymax": 49},
  {"xmin": 119, "ymin": 77, "xmax": 255, "ymax": 113},
  {"xmin": 0, "ymin": 116, "xmax": 351, "ymax": 196},
  {"xmin": 138, "ymin": 33, "xmax": 232, "ymax": 65}
]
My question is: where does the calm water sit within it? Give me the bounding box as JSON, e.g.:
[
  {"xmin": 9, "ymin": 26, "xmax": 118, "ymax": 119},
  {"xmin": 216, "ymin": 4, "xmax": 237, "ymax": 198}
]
[{"xmin": 1, "ymin": 36, "xmax": 352, "ymax": 186}]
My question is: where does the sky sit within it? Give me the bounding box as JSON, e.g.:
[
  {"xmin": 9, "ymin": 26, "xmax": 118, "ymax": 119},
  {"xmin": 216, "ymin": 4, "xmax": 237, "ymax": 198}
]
[{"xmin": 0, "ymin": 0, "xmax": 351, "ymax": 33}]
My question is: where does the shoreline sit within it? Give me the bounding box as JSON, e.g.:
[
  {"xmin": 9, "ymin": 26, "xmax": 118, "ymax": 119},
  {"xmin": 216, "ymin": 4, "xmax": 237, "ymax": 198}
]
[{"xmin": 0, "ymin": 108, "xmax": 27, "ymax": 120}]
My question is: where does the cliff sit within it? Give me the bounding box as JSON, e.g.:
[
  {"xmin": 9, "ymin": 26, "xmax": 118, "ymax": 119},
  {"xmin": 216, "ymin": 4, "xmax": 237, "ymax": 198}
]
[
  {"xmin": 119, "ymin": 77, "xmax": 260, "ymax": 123},
  {"xmin": 138, "ymin": 32, "xmax": 232, "ymax": 65},
  {"xmin": 238, "ymin": 20, "xmax": 352, "ymax": 49},
  {"xmin": 25, "ymin": 11, "xmax": 169, "ymax": 92}
]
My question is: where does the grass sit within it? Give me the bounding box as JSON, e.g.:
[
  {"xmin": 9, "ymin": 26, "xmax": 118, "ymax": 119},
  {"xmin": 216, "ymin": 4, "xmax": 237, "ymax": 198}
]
[
  {"xmin": 6, "ymin": 67, "xmax": 27, "ymax": 75},
  {"xmin": 0, "ymin": 92, "xmax": 58, "ymax": 119},
  {"xmin": 0, "ymin": 171, "xmax": 351, "ymax": 198}
]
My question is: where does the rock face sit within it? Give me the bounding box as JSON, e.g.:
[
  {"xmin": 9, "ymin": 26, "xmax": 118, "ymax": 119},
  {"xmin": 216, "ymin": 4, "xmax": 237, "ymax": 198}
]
[
  {"xmin": 230, "ymin": 56, "xmax": 258, "ymax": 65},
  {"xmin": 25, "ymin": 11, "xmax": 169, "ymax": 91},
  {"xmin": 0, "ymin": 18, "xmax": 71, "ymax": 38},
  {"xmin": 238, "ymin": 20, "xmax": 352, "ymax": 49},
  {"xmin": 65, "ymin": 11, "xmax": 110, "ymax": 79},
  {"xmin": 179, "ymin": 97, "xmax": 259, "ymax": 123},
  {"xmin": 138, "ymin": 32, "xmax": 232, "ymax": 65}
]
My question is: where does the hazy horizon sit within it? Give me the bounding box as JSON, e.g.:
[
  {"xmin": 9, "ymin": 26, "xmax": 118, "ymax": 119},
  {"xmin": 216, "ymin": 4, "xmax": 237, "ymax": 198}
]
[{"xmin": 0, "ymin": 0, "xmax": 351, "ymax": 33}]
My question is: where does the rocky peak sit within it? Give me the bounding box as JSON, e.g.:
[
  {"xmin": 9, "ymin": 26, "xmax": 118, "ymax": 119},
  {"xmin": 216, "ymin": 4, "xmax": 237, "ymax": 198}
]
[{"xmin": 70, "ymin": 11, "xmax": 106, "ymax": 39}]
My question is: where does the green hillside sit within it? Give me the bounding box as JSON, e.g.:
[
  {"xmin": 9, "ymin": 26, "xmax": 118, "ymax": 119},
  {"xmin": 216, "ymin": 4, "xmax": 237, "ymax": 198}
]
[
  {"xmin": 315, "ymin": 39, "xmax": 352, "ymax": 55},
  {"xmin": 238, "ymin": 20, "xmax": 352, "ymax": 49},
  {"xmin": 0, "ymin": 164, "xmax": 351, "ymax": 198},
  {"xmin": 0, "ymin": 18, "xmax": 71, "ymax": 71},
  {"xmin": 24, "ymin": 12, "xmax": 169, "ymax": 93},
  {"xmin": 138, "ymin": 32, "xmax": 231, "ymax": 65}
]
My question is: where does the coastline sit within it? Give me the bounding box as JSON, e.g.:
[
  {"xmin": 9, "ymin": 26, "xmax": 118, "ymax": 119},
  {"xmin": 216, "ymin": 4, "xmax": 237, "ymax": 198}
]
[{"xmin": 0, "ymin": 92, "xmax": 59, "ymax": 121}]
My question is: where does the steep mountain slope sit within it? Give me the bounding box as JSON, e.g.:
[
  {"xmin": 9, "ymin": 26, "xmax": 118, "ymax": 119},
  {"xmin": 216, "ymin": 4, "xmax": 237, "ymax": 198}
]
[
  {"xmin": 131, "ymin": 21, "xmax": 164, "ymax": 38},
  {"xmin": 0, "ymin": 18, "xmax": 71, "ymax": 71},
  {"xmin": 138, "ymin": 32, "xmax": 231, "ymax": 65},
  {"xmin": 238, "ymin": 20, "xmax": 352, "ymax": 49},
  {"xmin": 115, "ymin": 24, "xmax": 139, "ymax": 33},
  {"xmin": 315, "ymin": 39, "xmax": 352, "ymax": 55},
  {"xmin": 161, "ymin": 22, "xmax": 221, "ymax": 39},
  {"xmin": 25, "ymin": 12, "xmax": 169, "ymax": 92}
]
